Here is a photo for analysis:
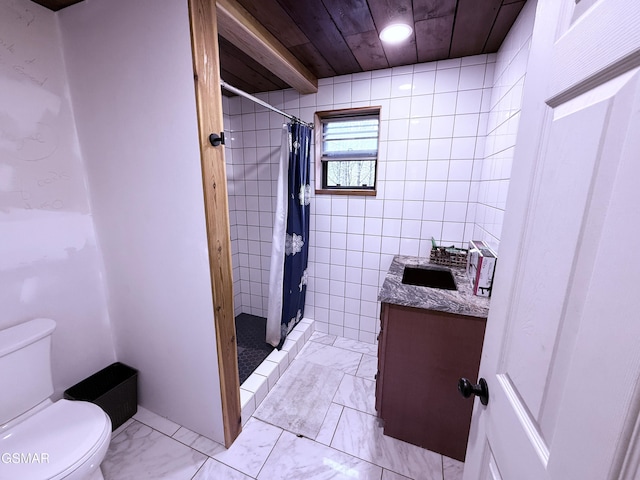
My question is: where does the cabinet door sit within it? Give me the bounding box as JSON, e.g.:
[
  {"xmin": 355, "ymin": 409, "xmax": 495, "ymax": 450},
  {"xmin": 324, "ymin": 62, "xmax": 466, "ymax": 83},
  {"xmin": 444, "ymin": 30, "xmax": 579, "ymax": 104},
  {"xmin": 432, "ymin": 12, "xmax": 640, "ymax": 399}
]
[{"xmin": 379, "ymin": 304, "xmax": 486, "ymax": 461}]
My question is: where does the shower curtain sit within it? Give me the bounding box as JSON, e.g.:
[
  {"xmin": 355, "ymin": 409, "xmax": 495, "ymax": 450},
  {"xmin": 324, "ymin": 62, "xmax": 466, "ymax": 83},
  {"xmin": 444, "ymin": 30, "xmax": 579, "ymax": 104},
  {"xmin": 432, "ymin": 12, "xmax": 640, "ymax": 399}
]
[{"xmin": 266, "ymin": 121, "xmax": 312, "ymax": 348}]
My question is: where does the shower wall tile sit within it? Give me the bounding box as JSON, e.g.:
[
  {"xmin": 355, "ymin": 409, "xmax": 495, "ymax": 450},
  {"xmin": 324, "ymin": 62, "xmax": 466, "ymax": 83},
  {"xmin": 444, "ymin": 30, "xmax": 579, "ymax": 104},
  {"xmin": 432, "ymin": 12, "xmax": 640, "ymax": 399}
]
[{"xmin": 471, "ymin": 0, "xmax": 536, "ymax": 253}]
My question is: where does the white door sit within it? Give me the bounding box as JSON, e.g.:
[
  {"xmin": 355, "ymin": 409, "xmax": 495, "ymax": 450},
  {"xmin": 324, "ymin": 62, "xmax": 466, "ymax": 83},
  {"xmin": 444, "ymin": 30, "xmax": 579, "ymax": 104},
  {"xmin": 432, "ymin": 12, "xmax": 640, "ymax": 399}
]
[{"xmin": 463, "ymin": 1, "xmax": 640, "ymax": 479}]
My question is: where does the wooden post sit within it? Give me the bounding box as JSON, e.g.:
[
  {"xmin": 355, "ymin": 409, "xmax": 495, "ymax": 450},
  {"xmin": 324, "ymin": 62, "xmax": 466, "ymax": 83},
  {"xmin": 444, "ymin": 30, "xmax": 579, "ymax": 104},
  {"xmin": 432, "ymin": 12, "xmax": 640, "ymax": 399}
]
[{"xmin": 188, "ymin": 0, "xmax": 241, "ymax": 447}]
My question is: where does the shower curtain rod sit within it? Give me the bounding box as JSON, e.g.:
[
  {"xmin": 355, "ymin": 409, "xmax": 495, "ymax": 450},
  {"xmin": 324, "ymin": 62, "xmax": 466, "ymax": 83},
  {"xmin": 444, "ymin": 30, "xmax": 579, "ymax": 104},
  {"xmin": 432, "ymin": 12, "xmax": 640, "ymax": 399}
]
[{"xmin": 220, "ymin": 80, "xmax": 314, "ymax": 129}]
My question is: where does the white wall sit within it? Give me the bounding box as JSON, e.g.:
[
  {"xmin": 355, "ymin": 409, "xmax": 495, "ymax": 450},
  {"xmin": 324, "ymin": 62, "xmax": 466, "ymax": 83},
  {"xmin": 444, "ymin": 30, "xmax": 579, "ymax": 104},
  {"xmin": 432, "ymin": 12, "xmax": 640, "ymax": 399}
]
[
  {"xmin": 59, "ymin": 0, "xmax": 224, "ymax": 442},
  {"xmin": 471, "ymin": 0, "xmax": 537, "ymax": 252},
  {"xmin": 225, "ymin": 54, "xmax": 496, "ymax": 340},
  {"xmin": 0, "ymin": 0, "xmax": 115, "ymax": 396}
]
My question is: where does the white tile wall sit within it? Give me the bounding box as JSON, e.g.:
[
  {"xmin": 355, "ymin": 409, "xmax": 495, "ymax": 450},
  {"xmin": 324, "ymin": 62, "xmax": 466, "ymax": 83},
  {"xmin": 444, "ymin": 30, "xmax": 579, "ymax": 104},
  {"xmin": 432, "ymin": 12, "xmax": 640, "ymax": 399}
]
[
  {"xmin": 223, "ymin": 96, "xmax": 242, "ymax": 317},
  {"xmin": 471, "ymin": 0, "xmax": 537, "ymax": 252},
  {"xmin": 224, "ymin": 53, "xmax": 496, "ymax": 339},
  {"xmin": 225, "ymin": 95, "xmax": 282, "ymax": 318},
  {"xmin": 223, "ymin": 2, "xmax": 536, "ymax": 341}
]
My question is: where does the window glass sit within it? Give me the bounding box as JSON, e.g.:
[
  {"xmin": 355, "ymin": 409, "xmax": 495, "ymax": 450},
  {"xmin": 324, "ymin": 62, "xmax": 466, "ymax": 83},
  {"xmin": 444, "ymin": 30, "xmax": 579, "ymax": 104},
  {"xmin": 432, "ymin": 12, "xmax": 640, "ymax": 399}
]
[{"xmin": 315, "ymin": 107, "xmax": 380, "ymax": 195}]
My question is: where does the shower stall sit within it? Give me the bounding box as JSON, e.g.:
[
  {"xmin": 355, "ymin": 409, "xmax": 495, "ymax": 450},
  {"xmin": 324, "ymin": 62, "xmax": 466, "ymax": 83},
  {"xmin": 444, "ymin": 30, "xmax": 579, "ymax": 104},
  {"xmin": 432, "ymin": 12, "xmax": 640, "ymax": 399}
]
[{"xmin": 221, "ymin": 84, "xmax": 312, "ymax": 384}]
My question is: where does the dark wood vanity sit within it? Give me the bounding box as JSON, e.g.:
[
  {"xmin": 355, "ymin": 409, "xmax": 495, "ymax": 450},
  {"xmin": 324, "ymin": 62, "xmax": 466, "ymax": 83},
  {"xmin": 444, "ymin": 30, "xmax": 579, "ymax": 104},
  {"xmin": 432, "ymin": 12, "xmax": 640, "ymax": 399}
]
[
  {"xmin": 376, "ymin": 256, "xmax": 490, "ymax": 462},
  {"xmin": 376, "ymin": 303, "xmax": 486, "ymax": 461}
]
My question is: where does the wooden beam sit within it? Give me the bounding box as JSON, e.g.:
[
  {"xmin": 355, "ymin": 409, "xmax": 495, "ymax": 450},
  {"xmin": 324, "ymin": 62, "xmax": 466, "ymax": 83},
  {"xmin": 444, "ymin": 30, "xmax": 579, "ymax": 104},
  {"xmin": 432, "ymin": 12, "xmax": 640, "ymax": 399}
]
[
  {"xmin": 188, "ymin": 0, "xmax": 241, "ymax": 448},
  {"xmin": 219, "ymin": 36, "xmax": 289, "ymax": 91},
  {"xmin": 216, "ymin": 0, "xmax": 318, "ymax": 94}
]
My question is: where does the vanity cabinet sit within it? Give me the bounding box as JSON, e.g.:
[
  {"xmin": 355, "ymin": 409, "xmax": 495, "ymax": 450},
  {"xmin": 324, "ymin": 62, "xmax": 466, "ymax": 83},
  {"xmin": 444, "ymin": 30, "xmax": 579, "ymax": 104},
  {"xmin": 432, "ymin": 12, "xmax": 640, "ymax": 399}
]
[{"xmin": 376, "ymin": 302, "xmax": 486, "ymax": 461}]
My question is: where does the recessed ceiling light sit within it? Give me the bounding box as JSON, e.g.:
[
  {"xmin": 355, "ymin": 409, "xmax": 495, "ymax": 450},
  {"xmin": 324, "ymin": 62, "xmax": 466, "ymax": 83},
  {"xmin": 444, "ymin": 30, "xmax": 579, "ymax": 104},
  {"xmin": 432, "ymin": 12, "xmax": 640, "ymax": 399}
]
[{"xmin": 379, "ymin": 23, "xmax": 413, "ymax": 44}]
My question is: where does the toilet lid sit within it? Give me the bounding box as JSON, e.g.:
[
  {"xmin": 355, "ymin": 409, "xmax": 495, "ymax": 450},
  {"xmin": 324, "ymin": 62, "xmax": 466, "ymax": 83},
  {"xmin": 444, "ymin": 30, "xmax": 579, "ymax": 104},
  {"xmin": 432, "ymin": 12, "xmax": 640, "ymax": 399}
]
[{"xmin": 0, "ymin": 399, "xmax": 111, "ymax": 479}]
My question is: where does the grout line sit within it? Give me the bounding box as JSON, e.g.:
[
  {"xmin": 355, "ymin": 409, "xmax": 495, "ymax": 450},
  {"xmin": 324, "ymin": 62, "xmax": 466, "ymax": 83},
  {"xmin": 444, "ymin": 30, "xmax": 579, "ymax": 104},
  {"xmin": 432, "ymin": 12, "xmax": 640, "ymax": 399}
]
[
  {"xmin": 189, "ymin": 457, "xmax": 208, "ymax": 480},
  {"xmin": 253, "ymin": 426, "xmax": 284, "ymax": 480},
  {"xmin": 326, "ymin": 403, "xmax": 345, "ymax": 449}
]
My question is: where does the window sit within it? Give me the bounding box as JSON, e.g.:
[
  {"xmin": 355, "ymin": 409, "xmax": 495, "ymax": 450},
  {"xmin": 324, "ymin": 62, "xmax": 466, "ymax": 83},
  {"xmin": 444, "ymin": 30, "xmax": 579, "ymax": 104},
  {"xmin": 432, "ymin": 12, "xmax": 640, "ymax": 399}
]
[{"xmin": 314, "ymin": 107, "xmax": 381, "ymax": 195}]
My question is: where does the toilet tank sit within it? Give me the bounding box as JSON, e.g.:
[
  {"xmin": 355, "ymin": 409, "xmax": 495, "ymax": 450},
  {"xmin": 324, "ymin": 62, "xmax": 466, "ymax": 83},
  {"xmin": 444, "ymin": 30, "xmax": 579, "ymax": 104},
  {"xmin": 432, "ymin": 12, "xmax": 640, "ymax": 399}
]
[{"xmin": 0, "ymin": 318, "xmax": 56, "ymax": 425}]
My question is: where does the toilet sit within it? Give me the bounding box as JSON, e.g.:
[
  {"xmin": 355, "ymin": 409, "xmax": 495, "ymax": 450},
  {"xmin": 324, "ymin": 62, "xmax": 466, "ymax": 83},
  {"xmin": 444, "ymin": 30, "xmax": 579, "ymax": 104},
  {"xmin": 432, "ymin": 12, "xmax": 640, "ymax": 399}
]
[{"xmin": 0, "ymin": 319, "xmax": 112, "ymax": 480}]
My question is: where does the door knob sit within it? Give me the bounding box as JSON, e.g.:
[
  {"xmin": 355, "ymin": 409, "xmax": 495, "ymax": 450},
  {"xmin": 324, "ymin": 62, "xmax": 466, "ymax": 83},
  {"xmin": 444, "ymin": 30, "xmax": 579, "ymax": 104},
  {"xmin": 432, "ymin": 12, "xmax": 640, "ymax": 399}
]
[{"xmin": 458, "ymin": 377, "xmax": 489, "ymax": 406}]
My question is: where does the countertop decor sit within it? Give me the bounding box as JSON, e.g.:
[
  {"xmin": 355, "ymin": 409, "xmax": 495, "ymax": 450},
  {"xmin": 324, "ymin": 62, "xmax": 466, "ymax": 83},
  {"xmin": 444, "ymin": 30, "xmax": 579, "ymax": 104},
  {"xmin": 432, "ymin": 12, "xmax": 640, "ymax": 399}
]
[{"xmin": 378, "ymin": 255, "xmax": 490, "ymax": 318}]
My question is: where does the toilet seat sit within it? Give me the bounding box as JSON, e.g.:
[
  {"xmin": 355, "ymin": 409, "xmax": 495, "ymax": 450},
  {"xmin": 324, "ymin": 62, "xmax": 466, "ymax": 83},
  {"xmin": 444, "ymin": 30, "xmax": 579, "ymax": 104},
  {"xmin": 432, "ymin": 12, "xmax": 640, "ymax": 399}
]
[{"xmin": 0, "ymin": 399, "xmax": 111, "ymax": 480}]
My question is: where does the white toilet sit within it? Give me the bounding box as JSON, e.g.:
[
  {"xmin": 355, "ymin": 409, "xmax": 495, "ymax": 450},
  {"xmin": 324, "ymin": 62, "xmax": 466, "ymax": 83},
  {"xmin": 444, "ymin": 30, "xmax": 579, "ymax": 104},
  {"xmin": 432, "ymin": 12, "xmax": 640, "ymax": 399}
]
[{"xmin": 0, "ymin": 318, "xmax": 112, "ymax": 480}]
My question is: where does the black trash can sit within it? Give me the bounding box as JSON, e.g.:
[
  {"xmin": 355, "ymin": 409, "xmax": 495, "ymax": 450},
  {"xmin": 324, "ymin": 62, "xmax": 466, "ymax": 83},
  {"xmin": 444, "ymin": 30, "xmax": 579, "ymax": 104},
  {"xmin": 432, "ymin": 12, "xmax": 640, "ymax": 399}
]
[{"xmin": 64, "ymin": 362, "xmax": 138, "ymax": 431}]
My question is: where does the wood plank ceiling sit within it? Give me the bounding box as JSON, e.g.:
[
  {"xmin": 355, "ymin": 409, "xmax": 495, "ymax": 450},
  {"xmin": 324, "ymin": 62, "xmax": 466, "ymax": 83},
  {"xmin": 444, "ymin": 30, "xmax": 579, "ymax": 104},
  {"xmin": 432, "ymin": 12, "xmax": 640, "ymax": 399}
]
[
  {"xmin": 31, "ymin": 0, "xmax": 526, "ymax": 95},
  {"xmin": 218, "ymin": 0, "xmax": 527, "ymax": 95}
]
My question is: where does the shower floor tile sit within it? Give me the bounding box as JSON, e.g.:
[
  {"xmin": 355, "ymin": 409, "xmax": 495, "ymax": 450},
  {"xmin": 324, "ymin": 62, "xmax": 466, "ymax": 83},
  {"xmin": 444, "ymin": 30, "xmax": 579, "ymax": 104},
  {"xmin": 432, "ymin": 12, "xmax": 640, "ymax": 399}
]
[{"xmin": 235, "ymin": 313, "xmax": 274, "ymax": 384}]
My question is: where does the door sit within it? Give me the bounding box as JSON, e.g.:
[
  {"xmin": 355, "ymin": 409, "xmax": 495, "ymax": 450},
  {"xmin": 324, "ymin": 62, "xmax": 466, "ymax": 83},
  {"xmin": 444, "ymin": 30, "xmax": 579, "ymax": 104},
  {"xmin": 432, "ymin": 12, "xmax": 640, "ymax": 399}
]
[{"xmin": 463, "ymin": 1, "xmax": 640, "ymax": 479}]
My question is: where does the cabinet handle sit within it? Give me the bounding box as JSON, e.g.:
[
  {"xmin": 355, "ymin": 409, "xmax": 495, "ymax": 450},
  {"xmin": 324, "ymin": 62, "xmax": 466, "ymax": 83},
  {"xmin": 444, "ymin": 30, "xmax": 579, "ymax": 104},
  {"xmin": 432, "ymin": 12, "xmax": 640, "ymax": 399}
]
[{"xmin": 458, "ymin": 377, "xmax": 489, "ymax": 406}]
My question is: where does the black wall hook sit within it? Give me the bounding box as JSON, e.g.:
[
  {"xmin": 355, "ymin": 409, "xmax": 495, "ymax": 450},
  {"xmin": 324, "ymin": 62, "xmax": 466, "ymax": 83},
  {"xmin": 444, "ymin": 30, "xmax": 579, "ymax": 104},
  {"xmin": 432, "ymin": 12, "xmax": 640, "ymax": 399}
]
[{"xmin": 209, "ymin": 132, "xmax": 225, "ymax": 147}]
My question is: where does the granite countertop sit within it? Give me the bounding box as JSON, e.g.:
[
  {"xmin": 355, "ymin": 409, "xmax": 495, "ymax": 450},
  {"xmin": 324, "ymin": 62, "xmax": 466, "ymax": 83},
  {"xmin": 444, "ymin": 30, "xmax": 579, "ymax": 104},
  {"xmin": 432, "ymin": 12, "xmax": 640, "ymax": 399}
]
[{"xmin": 378, "ymin": 254, "xmax": 490, "ymax": 318}]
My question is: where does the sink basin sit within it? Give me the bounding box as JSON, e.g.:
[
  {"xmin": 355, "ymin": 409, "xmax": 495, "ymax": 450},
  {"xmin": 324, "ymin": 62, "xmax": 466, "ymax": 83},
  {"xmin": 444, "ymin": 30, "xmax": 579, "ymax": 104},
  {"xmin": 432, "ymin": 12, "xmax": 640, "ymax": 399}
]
[{"xmin": 401, "ymin": 266, "xmax": 457, "ymax": 290}]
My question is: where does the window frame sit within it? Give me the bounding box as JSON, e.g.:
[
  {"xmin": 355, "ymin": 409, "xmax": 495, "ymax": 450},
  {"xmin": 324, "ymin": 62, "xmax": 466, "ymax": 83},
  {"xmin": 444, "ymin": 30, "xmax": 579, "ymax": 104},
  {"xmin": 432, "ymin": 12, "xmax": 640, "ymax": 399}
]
[{"xmin": 314, "ymin": 106, "xmax": 381, "ymax": 196}]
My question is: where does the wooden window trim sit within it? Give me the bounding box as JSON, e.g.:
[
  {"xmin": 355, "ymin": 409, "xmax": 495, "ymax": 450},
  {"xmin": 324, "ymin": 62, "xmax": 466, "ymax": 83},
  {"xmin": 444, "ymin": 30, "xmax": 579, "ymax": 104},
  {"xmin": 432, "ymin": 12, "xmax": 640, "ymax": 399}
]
[{"xmin": 314, "ymin": 106, "xmax": 381, "ymax": 196}]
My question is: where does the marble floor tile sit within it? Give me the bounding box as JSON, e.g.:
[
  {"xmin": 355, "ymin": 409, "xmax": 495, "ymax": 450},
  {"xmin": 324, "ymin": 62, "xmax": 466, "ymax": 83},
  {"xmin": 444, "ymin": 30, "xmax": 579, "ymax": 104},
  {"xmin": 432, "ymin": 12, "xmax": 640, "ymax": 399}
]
[
  {"xmin": 334, "ymin": 337, "xmax": 379, "ymax": 356},
  {"xmin": 133, "ymin": 406, "xmax": 181, "ymax": 436},
  {"xmin": 310, "ymin": 331, "xmax": 337, "ymax": 345},
  {"xmin": 383, "ymin": 469, "xmax": 413, "ymax": 479},
  {"xmin": 112, "ymin": 417, "xmax": 135, "ymax": 439},
  {"xmin": 443, "ymin": 456, "xmax": 464, "ymax": 480},
  {"xmin": 172, "ymin": 426, "xmax": 226, "ymax": 457},
  {"xmin": 333, "ymin": 374, "xmax": 377, "ymax": 415},
  {"xmin": 100, "ymin": 334, "xmax": 464, "ymax": 480},
  {"xmin": 356, "ymin": 354, "xmax": 378, "ymax": 381},
  {"xmin": 315, "ymin": 403, "xmax": 344, "ymax": 446},
  {"xmin": 193, "ymin": 458, "xmax": 253, "ymax": 480},
  {"xmin": 295, "ymin": 341, "xmax": 363, "ymax": 375},
  {"xmin": 258, "ymin": 431, "xmax": 383, "ymax": 480},
  {"xmin": 254, "ymin": 359, "xmax": 344, "ymax": 438},
  {"xmin": 210, "ymin": 418, "xmax": 282, "ymax": 477},
  {"xmin": 102, "ymin": 421, "xmax": 206, "ymax": 480},
  {"xmin": 331, "ymin": 407, "xmax": 444, "ymax": 480}
]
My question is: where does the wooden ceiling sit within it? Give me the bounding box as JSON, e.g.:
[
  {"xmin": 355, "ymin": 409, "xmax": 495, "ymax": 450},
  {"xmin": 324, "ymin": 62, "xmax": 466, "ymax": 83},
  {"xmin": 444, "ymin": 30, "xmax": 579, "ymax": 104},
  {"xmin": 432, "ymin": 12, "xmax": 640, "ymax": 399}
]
[
  {"xmin": 223, "ymin": 0, "xmax": 526, "ymax": 94},
  {"xmin": 32, "ymin": 0, "xmax": 526, "ymax": 95}
]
